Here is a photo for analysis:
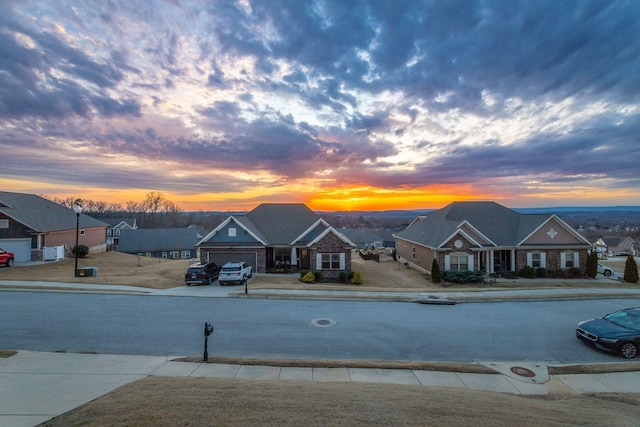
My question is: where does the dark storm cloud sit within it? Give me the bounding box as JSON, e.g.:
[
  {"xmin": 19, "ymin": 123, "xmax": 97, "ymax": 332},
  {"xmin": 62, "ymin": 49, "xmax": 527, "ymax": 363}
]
[
  {"xmin": 0, "ymin": 7, "xmax": 139, "ymax": 120},
  {"xmin": 181, "ymin": 107, "xmax": 398, "ymax": 179},
  {"xmin": 346, "ymin": 114, "xmax": 640, "ymax": 190},
  {"xmin": 212, "ymin": 0, "xmax": 640, "ymax": 113}
]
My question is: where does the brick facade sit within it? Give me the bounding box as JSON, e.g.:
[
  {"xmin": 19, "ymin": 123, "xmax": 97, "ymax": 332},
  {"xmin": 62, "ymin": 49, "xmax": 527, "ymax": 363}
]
[{"xmin": 312, "ymin": 233, "xmax": 353, "ymax": 280}]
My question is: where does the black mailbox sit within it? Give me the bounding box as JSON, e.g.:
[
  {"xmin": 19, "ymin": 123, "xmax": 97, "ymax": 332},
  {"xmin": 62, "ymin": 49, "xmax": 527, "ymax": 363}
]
[{"xmin": 203, "ymin": 322, "xmax": 214, "ymax": 361}]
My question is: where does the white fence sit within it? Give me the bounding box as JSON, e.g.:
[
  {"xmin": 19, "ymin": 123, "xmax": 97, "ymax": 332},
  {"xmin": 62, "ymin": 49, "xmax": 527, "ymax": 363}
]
[{"xmin": 43, "ymin": 245, "xmax": 65, "ymax": 261}]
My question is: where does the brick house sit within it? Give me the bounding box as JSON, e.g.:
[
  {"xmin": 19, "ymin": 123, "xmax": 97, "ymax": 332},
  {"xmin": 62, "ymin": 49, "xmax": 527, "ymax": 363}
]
[
  {"xmin": 394, "ymin": 201, "xmax": 593, "ymax": 276},
  {"xmin": 197, "ymin": 203, "xmax": 356, "ymax": 279}
]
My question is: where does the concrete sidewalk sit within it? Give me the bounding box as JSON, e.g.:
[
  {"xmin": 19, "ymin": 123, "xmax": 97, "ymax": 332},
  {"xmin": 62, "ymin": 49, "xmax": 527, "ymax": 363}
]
[{"xmin": 2, "ymin": 350, "xmax": 640, "ymax": 427}]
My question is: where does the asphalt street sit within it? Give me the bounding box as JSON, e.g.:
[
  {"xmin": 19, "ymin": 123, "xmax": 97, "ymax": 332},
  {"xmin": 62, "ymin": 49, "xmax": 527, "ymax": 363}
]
[{"xmin": 1, "ymin": 289, "xmax": 639, "ymax": 363}]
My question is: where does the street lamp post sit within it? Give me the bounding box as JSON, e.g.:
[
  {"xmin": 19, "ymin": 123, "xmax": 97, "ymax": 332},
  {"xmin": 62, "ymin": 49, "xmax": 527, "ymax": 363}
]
[{"xmin": 73, "ymin": 205, "xmax": 82, "ymax": 277}]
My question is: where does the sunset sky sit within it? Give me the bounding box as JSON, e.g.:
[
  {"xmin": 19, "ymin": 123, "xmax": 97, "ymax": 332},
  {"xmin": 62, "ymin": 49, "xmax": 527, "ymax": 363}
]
[{"xmin": 1, "ymin": 0, "xmax": 639, "ymax": 212}]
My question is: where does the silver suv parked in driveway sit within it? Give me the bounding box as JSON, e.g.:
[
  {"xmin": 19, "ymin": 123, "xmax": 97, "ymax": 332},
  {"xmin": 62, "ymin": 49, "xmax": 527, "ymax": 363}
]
[{"xmin": 219, "ymin": 261, "xmax": 252, "ymax": 285}]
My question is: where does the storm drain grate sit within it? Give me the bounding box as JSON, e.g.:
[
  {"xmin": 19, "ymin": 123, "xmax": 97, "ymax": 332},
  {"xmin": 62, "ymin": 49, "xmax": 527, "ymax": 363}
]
[
  {"xmin": 510, "ymin": 366, "xmax": 536, "ymax": 378},
  {"xmin": 311, "ymin": 318, "xmax": 336, "ymax": 327}
]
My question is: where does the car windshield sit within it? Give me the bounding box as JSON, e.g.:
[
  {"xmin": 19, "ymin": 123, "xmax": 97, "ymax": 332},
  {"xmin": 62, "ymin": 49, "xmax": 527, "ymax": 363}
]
[{"xmin": 605, "ymin": 310, "xmax": 640, "ymax": 330}]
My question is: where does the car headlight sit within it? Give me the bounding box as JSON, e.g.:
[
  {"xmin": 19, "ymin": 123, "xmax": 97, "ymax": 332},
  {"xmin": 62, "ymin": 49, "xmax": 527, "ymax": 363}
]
[{"xmin": 599, "ymin": 337, "xmax": 618, "ymax": 343}]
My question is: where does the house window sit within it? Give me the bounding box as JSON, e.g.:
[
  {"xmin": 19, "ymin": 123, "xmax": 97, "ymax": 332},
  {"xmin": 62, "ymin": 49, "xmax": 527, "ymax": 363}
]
[
  {"xmin": 170, "ymin": 251, "xmax": 179, "ymax": 258},
  {"xmin": 162, "ymin": 252, "xmax": 168, "ymax": 258},
  {"xmin": 527, "ymin": 252, "xmax": 546, "ymax": 269},
  {"xmin": 80, "ymin": 230, "xmax": 85, "ymax": 236},
  {"xmin": 107, "ymin": 229, "xmax": 112, "ymax": 236},
  {"xmin": 412, "ymin": 247, "xmax": 416, "ymax": 260},
  {"xmin": 565, "ymin": 252, "xmax": 575, "ymax": 268},
  {"xmin": 0, "ymin": 219, "xmax": 8, "ymax": 228},
  {"xmin": 321, "ymin": 253, "xmax": 341, "ymax": 269},
  {"xmin": 181, "ymin": 251, "xmax": 191, "ymax": 259},
  {"xmin": 115, "ymin": 229, "xmax": 120, "ymax": 236},
  {"xmin": 531, "ymin": 253, "xmax": 541, "ymax": 268},
  {"xmin": 228, "ymin": 227, "xmax": 236, "ymax": 237},
  {"xmin": 450, "ymin": 254, "xmax": 468, "ymax": 271}
]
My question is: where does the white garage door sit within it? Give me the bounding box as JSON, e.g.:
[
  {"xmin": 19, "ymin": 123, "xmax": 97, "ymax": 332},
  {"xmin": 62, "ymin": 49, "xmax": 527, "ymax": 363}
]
[{"xmin": 0, "ymin": 239, "xmax": 31, "ymax": 263}]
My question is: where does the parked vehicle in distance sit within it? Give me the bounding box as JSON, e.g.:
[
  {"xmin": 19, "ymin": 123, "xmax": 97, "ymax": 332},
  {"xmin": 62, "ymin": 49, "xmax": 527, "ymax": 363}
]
[
  {"xmin": 184, "ymin": 262, "xmax": 221, "ymax": 286},
  {"xmin": 597, "ymin": 263, "xmax": 613, "ymax": 277},
  {"xmin": 576, "ymin": 308, "xmax": 640, "ymax": 359},
  {"xmin": 219, "ymin": 261, "xmax": 252, "ymax": 286},
  {"xmin": 615, "ymin": 252, "xmax": 632, "ymax": 257},
  {"xmin": 0, "ymin": 248, "xmax": 14, "ymax": 267}
]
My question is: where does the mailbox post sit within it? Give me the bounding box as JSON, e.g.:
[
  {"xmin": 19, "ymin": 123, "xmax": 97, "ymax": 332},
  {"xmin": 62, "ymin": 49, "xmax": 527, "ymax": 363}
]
[{"xmin": 203, "ymin": 322, "xmax": 214, "ymax": 362}]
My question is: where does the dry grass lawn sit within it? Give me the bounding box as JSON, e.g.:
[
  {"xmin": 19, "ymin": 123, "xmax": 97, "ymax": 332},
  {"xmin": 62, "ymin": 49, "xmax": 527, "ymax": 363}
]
[
  {"xmin": 41, "ymin": 377, "xmax": 640, "ymax": 427},
  {"xmin": 1, "ymin": 250, "xmax": 636, "ymax": 293}
]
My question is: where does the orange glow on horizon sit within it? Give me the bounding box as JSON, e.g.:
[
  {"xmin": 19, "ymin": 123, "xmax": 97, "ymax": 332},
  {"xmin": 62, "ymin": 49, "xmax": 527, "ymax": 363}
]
[{"xmin": 3, "ymin": 177, "xmax": 636, "ymax": 212}]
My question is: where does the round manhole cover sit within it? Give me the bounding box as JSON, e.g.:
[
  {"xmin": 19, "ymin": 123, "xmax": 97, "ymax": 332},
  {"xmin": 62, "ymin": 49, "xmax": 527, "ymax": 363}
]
[
  {"xmin": 311, "ymin": 318, "xmax": 336, "ymax": 328},
  {"xmin": 510, "ymin": 366, "xmax": 536, "ymax": 378}
]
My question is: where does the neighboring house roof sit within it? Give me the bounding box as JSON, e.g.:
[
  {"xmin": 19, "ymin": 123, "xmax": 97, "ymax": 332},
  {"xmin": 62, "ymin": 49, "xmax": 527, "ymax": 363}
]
[
  {"xmin": 602, "ymin": 236, "xmax": 633, "ymax": 247},
  {"xmin": 117, "ymin": 228, "xmax": 201, "ymax": 253},
  {"xmin": 101, "ymin": 217, "xmax": 137, "ymax": 229},
  {"xmin": 199, "ymin": 203, "xmax": 356, "ymax": 248},
  {"xmin": 395, "ymin": 201, "xmax": 591, "ymax": 249},
  {"xmin": 0, "ymin": 191, "xmax": 107, "ymax": 231},
  {"xmin": 342, "ymin": 228, "xmax": 385, "ymax": 247}
]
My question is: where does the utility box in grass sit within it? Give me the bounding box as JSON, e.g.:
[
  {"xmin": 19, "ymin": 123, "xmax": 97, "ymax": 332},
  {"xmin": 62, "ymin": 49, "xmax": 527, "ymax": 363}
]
[{"xmin": 76, "ymin": 267, "xmax": 98, "ymax": 277}]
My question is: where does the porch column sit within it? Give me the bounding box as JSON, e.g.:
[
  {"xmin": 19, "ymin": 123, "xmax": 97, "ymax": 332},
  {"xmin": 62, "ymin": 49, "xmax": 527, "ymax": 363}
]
[
  {"xmin": 510, "ymin": 249, "xmax": 516, "ymax": 272},
  {"xmin": 291, "ymin": 247, "xmax": 297, "ymax": 266},
  {"xmin": 489, "ymin": 250, "xmax": 494, "ymax": 274}
]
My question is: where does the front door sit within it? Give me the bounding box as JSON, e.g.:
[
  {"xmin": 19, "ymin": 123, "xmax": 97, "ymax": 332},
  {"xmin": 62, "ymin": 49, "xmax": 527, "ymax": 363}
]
[
  {"xmin": 493, "ymin": 250, "xmax": 511, "ymax": 272},
  {"xmin": 300, "ymin": 249, "xmax": 310, "ymax": 269}
]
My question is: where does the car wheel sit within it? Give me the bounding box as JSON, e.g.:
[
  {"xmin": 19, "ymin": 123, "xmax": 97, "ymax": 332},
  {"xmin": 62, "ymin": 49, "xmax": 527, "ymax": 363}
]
[
  {"xmin": 619, "ymin": 342, "xmax": 637, "ymax": 359},
  {"xmin": 248, "ymin": 270, "xmax": 252, "ymax": 278},
  {"xmin": 603, "ymin": 269, "xmax": 612, "ymax": 277},
  {"xmin": 6, "ymin": 258, "xmax": 14, "ymax": 267}
]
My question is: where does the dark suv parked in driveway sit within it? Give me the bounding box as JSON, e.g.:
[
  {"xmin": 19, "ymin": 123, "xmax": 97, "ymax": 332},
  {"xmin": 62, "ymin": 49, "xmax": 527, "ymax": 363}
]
[{"xmin": 184, "ymin": 262, "xmax": 221, "ymax": 286}]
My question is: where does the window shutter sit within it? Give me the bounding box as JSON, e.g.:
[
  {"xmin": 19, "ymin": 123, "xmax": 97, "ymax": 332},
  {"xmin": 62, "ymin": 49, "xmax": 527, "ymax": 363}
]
[
  {"xmin": 540, "ymin": 252, "xmax": 546, "ymax": 268},
  {"xmin": 444, "ymin": 255, "xmax": 450, "ymax": 270},
  {"xmin": 316, "ymin": 253, "xmax": 322, "ymax": 270},
  {"xmin": 574, "ymin": 252, "xmax": 579, "ymax": 267},
  {"xmin": 526, "ymin": 252, "xmax": 532, "ymax": 267},
  {"xmin": 468, "ymin": 255, "xmax": 474, "ymax": 270},
  {"xmin": 560, "ymin": 252, "xmax": 566, "ymax": 268},
  {"xmin": 339, "ymin": 253, "xmax": 345, "ymax": 270}
]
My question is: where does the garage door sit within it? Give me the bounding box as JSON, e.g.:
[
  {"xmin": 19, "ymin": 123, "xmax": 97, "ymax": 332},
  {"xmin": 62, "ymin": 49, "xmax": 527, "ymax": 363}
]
[
  {"xmin": 206, "ymin": 252, "xmax": 257, "ymax": 271},
  {"xmin": 0, "ymin": 239, "xmax": 31, "ymax": 263}
]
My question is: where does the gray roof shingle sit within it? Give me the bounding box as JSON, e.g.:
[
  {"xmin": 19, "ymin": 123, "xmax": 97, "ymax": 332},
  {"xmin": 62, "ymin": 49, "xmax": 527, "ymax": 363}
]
[
  {"xmin": 0, "ymin": 191, "xmax": 107, "ymax": 231},
  {"xmin": 117, "ymin": 228, "xmax": 200, "ymax": 252},
  {"xmin": 243, "ymin": 203, "xmax": 322, "ymax": 245},
  {"xmin": 395, "ymin": 201, "xmax": 568, "ymax": 248}
]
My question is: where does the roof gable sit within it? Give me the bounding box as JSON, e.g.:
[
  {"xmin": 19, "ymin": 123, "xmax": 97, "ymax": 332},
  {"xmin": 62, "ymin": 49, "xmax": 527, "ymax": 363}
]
[
  {"xmin": 198, "ymin": 216, "xmax": 266, "ymax": 246},
  {"xmin": 518, "ymin": 215, "xmax": 591, "ymax": 246}
]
